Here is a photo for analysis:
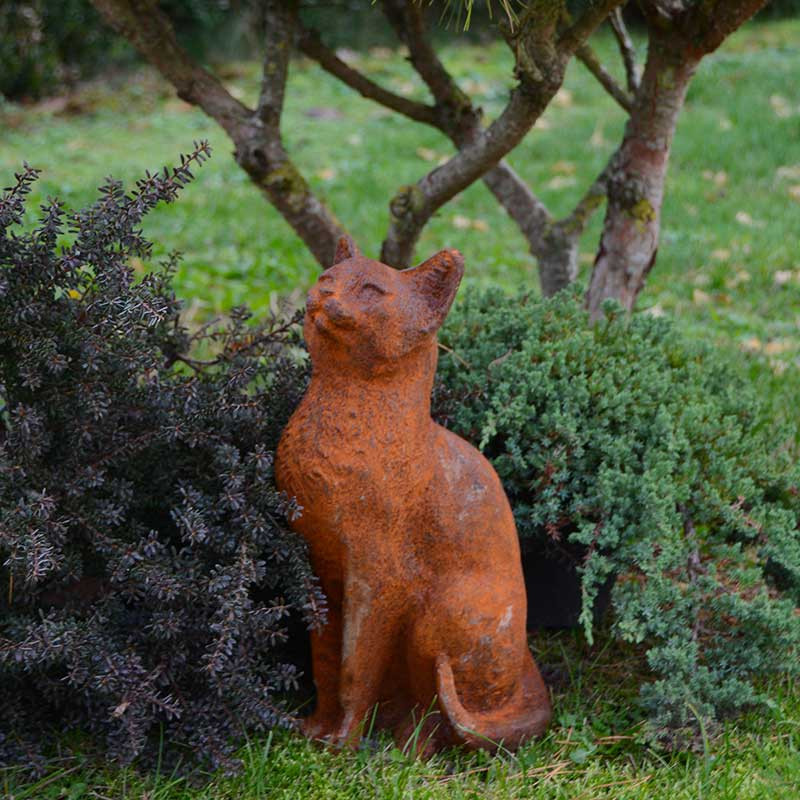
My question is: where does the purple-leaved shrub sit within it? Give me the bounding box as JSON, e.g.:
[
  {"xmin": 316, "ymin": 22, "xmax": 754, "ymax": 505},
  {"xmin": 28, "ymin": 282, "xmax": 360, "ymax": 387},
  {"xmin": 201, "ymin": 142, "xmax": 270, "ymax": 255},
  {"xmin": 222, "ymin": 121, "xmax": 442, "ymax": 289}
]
[{"xmin": 0, "ymin": 147, "xmax": 321, "ymax": 771}]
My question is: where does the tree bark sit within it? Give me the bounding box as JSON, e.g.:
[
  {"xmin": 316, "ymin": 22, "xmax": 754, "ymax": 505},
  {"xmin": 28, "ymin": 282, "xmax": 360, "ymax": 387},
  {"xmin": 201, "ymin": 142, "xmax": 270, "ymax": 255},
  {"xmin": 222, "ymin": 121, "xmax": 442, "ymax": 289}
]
[
  {"xmin": 379, "ymin": 85, "xmax": 558, "ymax": 267},
  {"xmin": 585, "ymin": 29, "xmax": 697, "ymax": 317},
  {"xmin": 90, "ymin": 0, "xmax": 345, "ymax": 268},
  {"xmin": 585, "ymin": 0, "xmax": 767, "ymax": 317},
  {"xmin": 374, "ymin": 0, "xmax": 621, "ymax": 291},
  {"xmin": 379, "ymin": 0, "xmax": 624, "ymax": 268}
]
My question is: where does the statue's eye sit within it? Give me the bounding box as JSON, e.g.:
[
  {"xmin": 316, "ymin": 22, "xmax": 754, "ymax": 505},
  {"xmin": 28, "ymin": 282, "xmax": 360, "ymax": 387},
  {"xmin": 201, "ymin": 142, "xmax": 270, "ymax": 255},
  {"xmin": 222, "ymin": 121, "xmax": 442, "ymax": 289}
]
[{"xmin": 360, "ymin": 282, "xmax": 387, "ymax": 298}]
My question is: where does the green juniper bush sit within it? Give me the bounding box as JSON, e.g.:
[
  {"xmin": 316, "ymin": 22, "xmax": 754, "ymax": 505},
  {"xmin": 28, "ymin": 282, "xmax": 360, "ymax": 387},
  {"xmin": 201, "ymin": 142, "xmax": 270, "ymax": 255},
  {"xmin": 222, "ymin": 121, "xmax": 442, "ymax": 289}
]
[{"xmin": 434, "ymin": 287, "xmax": 800, "ymax": 747}]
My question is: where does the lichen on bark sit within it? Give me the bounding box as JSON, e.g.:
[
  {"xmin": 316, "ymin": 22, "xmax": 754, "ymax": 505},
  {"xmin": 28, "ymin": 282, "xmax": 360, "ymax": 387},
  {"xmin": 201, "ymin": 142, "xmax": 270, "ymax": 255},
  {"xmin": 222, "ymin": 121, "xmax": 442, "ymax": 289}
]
[{"xmin": 263, "ymin": 163, "xmax": 312, "ymax": 213}]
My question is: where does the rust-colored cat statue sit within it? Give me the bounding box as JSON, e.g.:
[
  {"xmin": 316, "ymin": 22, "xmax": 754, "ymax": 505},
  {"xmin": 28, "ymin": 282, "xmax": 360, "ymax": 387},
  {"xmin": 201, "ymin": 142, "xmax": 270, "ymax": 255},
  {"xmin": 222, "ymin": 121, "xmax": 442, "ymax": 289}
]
[{"xmin": 275, "ymin": 237, "xmax": 551, "ymax": 753}]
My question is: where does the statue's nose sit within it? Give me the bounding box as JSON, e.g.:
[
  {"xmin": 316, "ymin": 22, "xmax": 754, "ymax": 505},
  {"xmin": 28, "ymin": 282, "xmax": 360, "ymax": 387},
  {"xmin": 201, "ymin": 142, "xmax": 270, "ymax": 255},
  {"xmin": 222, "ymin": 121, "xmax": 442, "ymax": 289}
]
[
  {"xmin": 323, "ymin": 297, "xmax": 344, "ymax": 317},
  {"xmin": 323, "ymin": 297, "xmax": 355, "ymax": 327}
]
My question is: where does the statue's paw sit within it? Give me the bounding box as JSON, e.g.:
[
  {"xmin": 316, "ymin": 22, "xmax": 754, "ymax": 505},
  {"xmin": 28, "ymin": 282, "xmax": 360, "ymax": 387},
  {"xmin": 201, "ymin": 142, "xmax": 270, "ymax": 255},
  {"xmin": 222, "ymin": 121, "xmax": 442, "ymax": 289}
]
[
  {"xmin": 299, "ymin": 713, "xmax": 338, "ymax": 741},
  {"xmin": 326, "ymin": 729, "xmax": 361, "ymax": 751}
]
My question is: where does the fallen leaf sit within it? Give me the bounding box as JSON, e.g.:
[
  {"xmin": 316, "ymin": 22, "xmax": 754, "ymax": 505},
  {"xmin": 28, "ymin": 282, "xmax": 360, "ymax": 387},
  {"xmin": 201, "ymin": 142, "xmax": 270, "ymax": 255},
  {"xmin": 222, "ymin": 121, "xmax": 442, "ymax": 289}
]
[
  {"xmin": 551, "ymin": 160, "xmax": 577, "ymax": 175},
  {"xmin": 693, "ymin": 273, "xmax": 711, "ymax": 286},
  {"xmin": 306, "ymin": 107, "xmax": 344, "ymax": 120},
  {"xmin": 770, "ymin": 359, "xmax": 788, "ymax": 376},
  {"xmin": 546, "ymin": 175, "xmax": 577, "ymax": 190},
  {"xmin": 774, "ymin": 270, "xmax": 794, "ymax": 286},
  {"xmin": 369, "ymin": 46, "xmax": 394, "ymax": 60},
  {"xmin": 130, "ymin": 257, "xmax": 145, "ymax": 275},
  {"xmin": 463, "ymin": 78, "xmax": 491, "ymax": 95},
  {"xmin": 711, "ymin": 248, "xmax": 731, "ymax": 261},
  {"xmin": 764, "ymin": 340, "xmax": 792, "ymax": 355},
  {"xmin": 554, "ymin": 89, "xmax": 573, "ymax": 108},
  {"xmin": 742, "ymin": 337, "xmax": 762, "ymax": 353},
  {"xmin": 451, "ymin": 215, "xmax": 489, "ymax": 232},
  {"xmin": 395, "ymin": 80, "xmax": 417, "ymax": 97},
  {"xmin": 702, "ymin": 169, "xmax": 728, "ymax": 187},
  {"xmin": 316, "ymin": 167, "xmax": 337, "ymax": 181},
  {"xmin": 334, "ymin": 48, "xmax": 361, "ymax": 65},
  {"xmin": 416, "ymin": 147, "xmax": 438, "ymax": 162},
  {"xmin": 589, "ymin": 124, "xmax": 606, "ymax": 148},
  {"xmin": 645, "ymin": 303, "xmax": 665, "ymax": 318},
  {"xmin": 770, "ymin": 94, "xmax": 794, "ymax": 118},
  {"xmin": 789, "ymin": 185, "xmax": 800, "ymax": 202},
  {"xmin": 163, "ymin": 98, "xmax": 192, "ymax": 113},
  {"xmin": 113, "ymin": 700, "xmax": 130, "ymax": 717},
  {"xmin": 692, "ymin": 289, "xmax": 711, "ymax": 305},
  {"xmin": 735, "ymin": 210, "xmax": 754, "ymax": 227},
  {"xmin": 776, "ymin": 164, "xmax": 800, "ymax": 181},
  {"xmin": 725, "ymin": 269, "xmax": 751, "ymax": 289}
]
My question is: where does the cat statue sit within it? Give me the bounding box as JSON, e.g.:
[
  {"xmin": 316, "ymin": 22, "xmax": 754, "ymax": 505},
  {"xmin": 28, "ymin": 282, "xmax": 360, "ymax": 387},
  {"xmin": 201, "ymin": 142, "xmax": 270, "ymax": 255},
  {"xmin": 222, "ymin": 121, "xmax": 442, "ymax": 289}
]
[{"xmin": 275, "ymin": 237, "xmax": 551, "ymax": 752}]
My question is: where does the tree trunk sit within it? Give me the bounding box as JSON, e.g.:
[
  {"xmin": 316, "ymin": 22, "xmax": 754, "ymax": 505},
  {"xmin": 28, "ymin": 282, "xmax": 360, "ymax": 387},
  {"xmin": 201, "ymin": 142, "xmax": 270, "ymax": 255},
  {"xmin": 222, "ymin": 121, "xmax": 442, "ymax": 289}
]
[
  {"xmin": 90, "ymin": 0, "xmax": 345, "ymax": 270},
  {"xmin": 535, "ymin": 226, "xmax": 581, "ymax": 297},
  {"xmin": 586, "ymin": 31, "xmax": 698, "ymax": 318},
  {"xmin": 234, "ymin": 131, "xmax": 345, "ymax": 267}
]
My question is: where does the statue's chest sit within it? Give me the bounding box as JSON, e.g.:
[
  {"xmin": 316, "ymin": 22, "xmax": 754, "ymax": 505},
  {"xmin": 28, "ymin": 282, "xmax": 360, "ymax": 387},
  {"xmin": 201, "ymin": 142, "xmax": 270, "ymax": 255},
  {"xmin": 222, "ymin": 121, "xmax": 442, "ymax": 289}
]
[{"xmin": 277, "ymin": 405, "xmax": 408, "ymax": 519}]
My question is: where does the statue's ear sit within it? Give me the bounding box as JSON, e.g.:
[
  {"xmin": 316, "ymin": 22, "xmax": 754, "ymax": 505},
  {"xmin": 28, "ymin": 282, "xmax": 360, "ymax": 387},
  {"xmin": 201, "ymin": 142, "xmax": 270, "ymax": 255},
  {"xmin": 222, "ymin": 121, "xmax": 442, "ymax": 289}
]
[
  {"xmin": 407, "ymin": 249, "xmax": 464, "ymax": 329},
  {"xmin": 332, "ymin": 235, "xmax": 360, "ymax": 265}
]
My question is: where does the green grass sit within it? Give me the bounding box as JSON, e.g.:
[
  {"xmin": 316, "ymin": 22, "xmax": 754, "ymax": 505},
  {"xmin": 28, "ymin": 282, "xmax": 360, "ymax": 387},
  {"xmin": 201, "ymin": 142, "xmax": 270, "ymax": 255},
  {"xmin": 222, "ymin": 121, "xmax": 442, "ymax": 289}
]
[
  {"xmin": 3, "ymin": 17, "xmax": 799, "ymax": 423},
  {"xmin": 1, "ymin": 15, "xmax": 800, "ymax": 799},
  {"xmin": 3, "ymin": 634, "xmax": 799, "ymax": 799}
]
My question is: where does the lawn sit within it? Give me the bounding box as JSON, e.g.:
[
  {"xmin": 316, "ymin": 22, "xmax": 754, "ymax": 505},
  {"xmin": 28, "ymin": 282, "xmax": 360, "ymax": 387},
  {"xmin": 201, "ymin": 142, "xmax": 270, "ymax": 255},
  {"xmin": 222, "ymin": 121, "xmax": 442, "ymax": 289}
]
[
  {"xmin": 1, "ymin": 13, "xmax": 799, "ymax": 800},
  {"xmin": 3, "ymin": 14, "xmax": 799, "ymax": 423},
  {"xmin": 5, "ymin": 635, "xmax": 800, "ymax": 799}
]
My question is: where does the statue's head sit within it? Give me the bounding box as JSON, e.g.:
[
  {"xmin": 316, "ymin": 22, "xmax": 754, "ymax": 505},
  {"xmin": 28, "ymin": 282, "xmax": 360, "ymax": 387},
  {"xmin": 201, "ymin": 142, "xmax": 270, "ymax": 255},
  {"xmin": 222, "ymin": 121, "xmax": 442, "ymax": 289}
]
[{"xmin": 304, "ymin": 237, "xmax": 464, "ymax": 377}]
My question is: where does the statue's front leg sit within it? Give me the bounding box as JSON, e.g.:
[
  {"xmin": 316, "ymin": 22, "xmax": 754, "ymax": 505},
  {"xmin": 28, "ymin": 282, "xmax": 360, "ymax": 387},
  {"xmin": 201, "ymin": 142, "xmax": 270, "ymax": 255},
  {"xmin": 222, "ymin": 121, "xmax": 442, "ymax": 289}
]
[
  {"xmin": 300, "ymin": 598, "xmax": 343, "ymax": 740},
  {"xmin": 332, "ymin": 573, "xmax": 395, "ymax": 747}
]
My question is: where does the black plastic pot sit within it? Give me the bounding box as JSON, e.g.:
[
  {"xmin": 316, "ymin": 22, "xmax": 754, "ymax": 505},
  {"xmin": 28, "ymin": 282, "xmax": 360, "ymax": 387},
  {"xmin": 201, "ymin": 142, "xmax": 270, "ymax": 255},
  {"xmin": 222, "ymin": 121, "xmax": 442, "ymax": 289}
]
[{"xmin": 520, "ymin": 538, "xmax": 614, "ymax": 629}]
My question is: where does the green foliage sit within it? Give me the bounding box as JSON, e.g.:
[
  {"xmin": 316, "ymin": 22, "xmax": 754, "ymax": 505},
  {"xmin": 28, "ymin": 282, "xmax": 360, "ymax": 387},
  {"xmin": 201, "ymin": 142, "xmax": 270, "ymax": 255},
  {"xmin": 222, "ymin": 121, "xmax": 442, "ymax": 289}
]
[
  {"xmin": 0, "ymin": 0, "xmax": 244, "ymax": 101},
  {"xmin": 0, "ymin": 1, "xmax": 126, "ymax": 100},
  {"xmin": 435, "ymin": 286, "xmax": 800, "ymax": 744},
  {"xmin": 0, "ymin": 151, "xmax": 318, "ymax": 770}
]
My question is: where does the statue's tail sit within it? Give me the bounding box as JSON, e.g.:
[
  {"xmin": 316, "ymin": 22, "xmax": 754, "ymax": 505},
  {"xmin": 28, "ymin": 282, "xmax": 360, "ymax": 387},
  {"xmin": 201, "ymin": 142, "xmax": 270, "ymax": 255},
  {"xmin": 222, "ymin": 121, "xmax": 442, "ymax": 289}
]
[{"xmin": 435, "ymin": 653, "xmax": 551, "ymax": 752}]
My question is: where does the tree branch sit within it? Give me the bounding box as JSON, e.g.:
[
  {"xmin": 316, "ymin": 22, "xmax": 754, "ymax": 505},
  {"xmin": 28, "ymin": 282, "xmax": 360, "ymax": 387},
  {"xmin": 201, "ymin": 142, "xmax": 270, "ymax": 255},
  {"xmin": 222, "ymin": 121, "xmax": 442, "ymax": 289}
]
[
  {"xmin": 299, "ymin": 0, "xmax": 556, "ymax": 277},
  {"xmin": 381, "ymin": 0, "xmax": 556, "ymax": 273},
  {"xmin": 609, "ymin": 7, "xmax": 640, "ymax": 92},
  {"xmin": 90, "ymin": 0, "xmax": 345, "ymax": 267},
  {"xmin": 257, "ymin": 0, "xmax": 293, "ymax": 128},
  {"xmin": 687, "ymin": 0, "xmax": 770, "ymax": 55},
  {"xmin": 90, "ymin": 0, "xmax": 249, "ymax": 140},
  {"xmin": 380, "ymin": 0, "xmax": 624, "ymax": 267},
  {"xmin": 382, "ymin": 0, "xmax": 464, "ymax": 108},
  {"xmin": 481, "ymin": 162, "xmax": 553, "ymax": 252},
  {"xmin": 575, "ymin": 43, "xmax": 633, "ymax": 112},
  {"xmin": 296, "ymin": 25, "xmax": 439, "ymax": 126},
  {"xmin": 558, "ymin": 154, "xmax": 614, "ymax": 238},
  {"xmin": 585, "ymin": 0, "xmax": 767, "ymax": 318},
  {"xmin": 381, "ymin": 87, "xmax": 550, "ymax": 266},
  {"xmin": 558, "ymin": 0, "xmax": 626, "ymax": 56}
]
